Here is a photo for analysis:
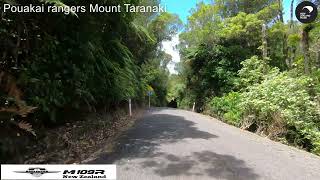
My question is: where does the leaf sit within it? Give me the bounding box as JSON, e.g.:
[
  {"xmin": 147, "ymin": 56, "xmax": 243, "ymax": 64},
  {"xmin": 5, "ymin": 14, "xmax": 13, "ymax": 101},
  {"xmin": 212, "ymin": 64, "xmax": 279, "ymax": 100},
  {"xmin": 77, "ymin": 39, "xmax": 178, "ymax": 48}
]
[
  {"xmin": 18, "ymin": 105, "xmax": 37, "ymax": 118},
  {"xmin": 17, "ymin": 121, "xmax": 36, "ymax": 136}
]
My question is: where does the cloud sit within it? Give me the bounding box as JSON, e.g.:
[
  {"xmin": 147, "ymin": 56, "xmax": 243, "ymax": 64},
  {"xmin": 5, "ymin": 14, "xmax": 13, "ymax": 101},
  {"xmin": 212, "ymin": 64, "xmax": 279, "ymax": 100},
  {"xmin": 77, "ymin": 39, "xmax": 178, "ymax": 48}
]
[{"xmin": 162, "ymin": 34, "xmax": 180, "ymax": 74}]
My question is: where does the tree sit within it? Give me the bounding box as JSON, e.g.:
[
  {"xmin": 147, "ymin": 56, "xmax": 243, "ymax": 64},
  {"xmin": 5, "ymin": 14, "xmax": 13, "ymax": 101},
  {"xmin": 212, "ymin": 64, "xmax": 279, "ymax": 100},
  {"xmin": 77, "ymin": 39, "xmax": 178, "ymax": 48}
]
[{"xmin": 214, "ymin": 0, "xmax": 277, "ymax": 18}]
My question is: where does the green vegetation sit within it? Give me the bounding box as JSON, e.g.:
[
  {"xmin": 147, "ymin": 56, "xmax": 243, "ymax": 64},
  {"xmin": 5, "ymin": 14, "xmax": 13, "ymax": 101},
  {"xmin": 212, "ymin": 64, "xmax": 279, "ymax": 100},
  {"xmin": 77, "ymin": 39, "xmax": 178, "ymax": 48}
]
[
  {"xmin": 170, "ymin": 0, "xmax": 320, "ymax": 155},
  {"xmin": 0, "ymin": 0, "xmax": 181, "ymax": 162}
]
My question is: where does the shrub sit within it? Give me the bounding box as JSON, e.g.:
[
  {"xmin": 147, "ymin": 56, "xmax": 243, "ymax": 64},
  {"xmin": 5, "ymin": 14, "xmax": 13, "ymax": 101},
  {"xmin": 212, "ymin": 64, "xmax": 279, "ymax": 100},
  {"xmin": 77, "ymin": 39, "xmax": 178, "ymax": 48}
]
[
  {"xmin": 238, "ymin": 56, "xmax": 270, "ymax": 88},
  {"xmin": 237, "ymin": 55, "xmax": 282, "ymax": 88},
  {"xmin": 240, "ymin": 72, "xmax": 320, "ymax": 154},
  {"xmin": 178, "ymin": 93, "xmax": 196, "ymax": 110},
  {"xmin": 206, "ymin": 92, "xmax": 242, "ymax": 126}
]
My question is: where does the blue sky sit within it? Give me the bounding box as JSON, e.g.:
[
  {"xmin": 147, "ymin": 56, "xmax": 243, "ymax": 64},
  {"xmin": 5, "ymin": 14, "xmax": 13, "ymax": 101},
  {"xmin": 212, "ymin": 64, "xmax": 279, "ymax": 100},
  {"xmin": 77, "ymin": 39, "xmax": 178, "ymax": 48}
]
[
  {"xmin": 160, "ymin": 0, "xmax": 210, "ymax": 23},
  {"xmin": 161, "ymin": 0, "xmax": 297, "ymax": 23}
]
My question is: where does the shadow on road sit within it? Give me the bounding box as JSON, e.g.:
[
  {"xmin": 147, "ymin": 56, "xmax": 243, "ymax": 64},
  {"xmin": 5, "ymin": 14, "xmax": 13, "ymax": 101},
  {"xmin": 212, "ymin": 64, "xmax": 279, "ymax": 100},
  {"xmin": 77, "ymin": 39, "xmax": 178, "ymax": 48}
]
[
  {"xmin": 88, "ymin": 111, "xmax": 259, "ymax": 179},
  {"xmin": 89, "ymin": 113, "xmax": 217, "ymax": 163},
  {"xmin": 141, "ymin": 151, "xmax": 259, "ymax": 180}
]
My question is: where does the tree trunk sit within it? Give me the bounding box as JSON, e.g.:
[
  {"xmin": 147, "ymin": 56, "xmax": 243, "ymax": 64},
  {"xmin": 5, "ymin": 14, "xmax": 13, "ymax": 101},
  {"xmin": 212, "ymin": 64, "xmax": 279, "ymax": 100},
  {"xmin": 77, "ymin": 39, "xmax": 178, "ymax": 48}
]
[
  {"xmin": 301, "ymin": 28, "xmax": 310, "ymax": 74},
  {"xmin": 290, "ymin": 0, "xmax": 294, "ymax": 27},
  {"xmin": 278, "ymin": 0, "xmax": 284, "ymax": 23},
  {"xmin": 277, "ymin": 0, "xmax": 289, "ymax": 69},
  {"xmin": 286, "ymin": 47, "xmax": 296, "ymax": 69},
  {"xmin": 262, "ymin": 23, "xmax": 268, "ymax": 59},
  {"xmin": 286, "ymin": 47, "xmax": 292, "ymax": 68},
  {"xmin": 317, "ymin": 50, "xmax": 320, "ymax": 68},
  {"xmin": 286, "ymin": 0, "xmax": 295, "ymax": 69},
  {"xmin": 283, "ymin": 34, "xmax": 289, "ymax": 69}
]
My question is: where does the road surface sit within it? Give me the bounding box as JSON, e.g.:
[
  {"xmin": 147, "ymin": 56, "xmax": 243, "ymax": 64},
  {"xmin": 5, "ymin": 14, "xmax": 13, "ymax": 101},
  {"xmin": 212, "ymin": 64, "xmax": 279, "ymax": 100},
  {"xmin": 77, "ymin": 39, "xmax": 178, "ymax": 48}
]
[{"xmin": 88, "ymin": 108, "xmax": 320, "ymax": 180}]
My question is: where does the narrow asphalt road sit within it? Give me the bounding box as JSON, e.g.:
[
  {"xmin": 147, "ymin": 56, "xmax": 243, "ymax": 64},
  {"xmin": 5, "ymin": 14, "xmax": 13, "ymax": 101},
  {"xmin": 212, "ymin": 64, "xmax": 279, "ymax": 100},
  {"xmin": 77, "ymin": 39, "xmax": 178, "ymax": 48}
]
[{"xmin": 88, "ymin": 108, "xmax": 320, "ymax": 180}]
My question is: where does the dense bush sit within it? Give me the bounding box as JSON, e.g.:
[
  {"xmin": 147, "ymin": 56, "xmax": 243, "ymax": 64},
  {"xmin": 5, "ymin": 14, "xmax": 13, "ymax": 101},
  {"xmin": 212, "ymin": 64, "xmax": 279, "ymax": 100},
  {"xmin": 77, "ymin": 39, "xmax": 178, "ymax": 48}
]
[
  {"xmin": 206, "ymin": 62, "xmax": 320, "ymax": 154},
  {"xmin": 1, "ymin": 0, "xmax": 181, "ymax": 122},
  {"xmin": 240, "ymin": 72, "xmax": 320, "ymax": 154},
  {"xmin": 237, "ymin": 56, "xmax": 272, "ymax": 88},
  {"xmin": 204, "ymin": 55, "xmax": 320, "ymax": 155},
  {"xmin": 205, "ymin": 92, "xmax": 242, "ymax": 126},
  {"xmin": 0, "ymin": 0, "xmax": 181, "ymax": 162}
]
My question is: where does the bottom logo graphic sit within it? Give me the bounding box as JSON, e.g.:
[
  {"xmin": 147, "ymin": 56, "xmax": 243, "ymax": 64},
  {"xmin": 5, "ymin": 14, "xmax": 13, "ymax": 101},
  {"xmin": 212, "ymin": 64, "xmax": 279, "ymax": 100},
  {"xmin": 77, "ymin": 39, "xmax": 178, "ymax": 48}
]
[
  {"xmin": 14, "ymin": 167, "xmax": 60, "ymax": 177},
  {"xmin": 1, "ymin": 165, "xmax": 117, "ymax": 180}
]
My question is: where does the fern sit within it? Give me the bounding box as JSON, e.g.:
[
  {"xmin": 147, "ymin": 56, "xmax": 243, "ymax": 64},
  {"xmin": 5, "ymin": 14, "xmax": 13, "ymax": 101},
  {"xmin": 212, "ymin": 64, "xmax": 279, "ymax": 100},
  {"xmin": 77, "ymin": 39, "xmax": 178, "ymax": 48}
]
[
  {"xmin": 131, "ymin": 22, "xmax": 156, "ymax": 43},
  {"xmin": 17, "ymin": 121, "xmax": 36, "ymax": 136}
]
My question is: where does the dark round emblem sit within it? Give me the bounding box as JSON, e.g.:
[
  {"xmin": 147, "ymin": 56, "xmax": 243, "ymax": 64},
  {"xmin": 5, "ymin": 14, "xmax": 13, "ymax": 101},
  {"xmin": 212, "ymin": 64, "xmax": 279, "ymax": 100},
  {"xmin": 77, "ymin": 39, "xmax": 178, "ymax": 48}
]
[{"xmin": 295, "ymin": 1, "xmax": 318, "ymax": 23}]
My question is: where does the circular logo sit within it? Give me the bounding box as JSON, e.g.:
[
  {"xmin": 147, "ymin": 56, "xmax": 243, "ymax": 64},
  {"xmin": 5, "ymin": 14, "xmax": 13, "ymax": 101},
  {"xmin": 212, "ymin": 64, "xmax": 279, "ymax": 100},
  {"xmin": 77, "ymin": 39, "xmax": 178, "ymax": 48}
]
[{"xmin": 295, "ymin": 1, "xmax": 318, "ymax": 23}]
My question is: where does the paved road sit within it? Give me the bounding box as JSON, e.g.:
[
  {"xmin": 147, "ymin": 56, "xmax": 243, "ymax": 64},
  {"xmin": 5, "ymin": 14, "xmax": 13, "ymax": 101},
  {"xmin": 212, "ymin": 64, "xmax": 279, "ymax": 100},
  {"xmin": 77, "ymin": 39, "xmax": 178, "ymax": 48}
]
[{"xmin": 88, "ymin": 108, "xmax": 320, "ymax": 180}]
